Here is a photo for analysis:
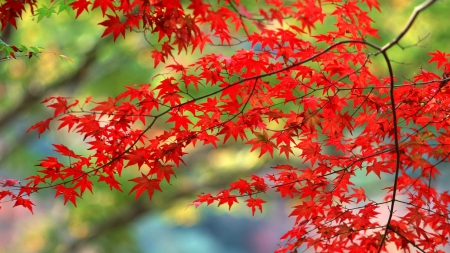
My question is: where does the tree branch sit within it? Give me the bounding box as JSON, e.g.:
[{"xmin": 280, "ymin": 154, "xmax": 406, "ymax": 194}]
[{"xmin": 381, "ymin": 0, "xmax": 437, "ymax": 52}]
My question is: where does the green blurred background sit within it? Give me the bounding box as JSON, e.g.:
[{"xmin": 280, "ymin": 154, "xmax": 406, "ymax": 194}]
[{"xmin": 0, "ymin": 0, "xmax": 448, "ymax": 252}]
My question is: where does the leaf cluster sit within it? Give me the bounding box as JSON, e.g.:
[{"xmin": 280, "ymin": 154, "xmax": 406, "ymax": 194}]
[{"xmin": 2, "ymin": 0, "xmax": 450, "ymax": 252}]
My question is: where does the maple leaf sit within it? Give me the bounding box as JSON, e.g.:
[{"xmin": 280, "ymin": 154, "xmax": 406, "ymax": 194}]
[
  {"xmin": 246, "ymin": 130, "xmax": 277, "ymax": 158},
  {"xmin": 98, "ymin": 175, "xmax": 123, "ymax": 192},
  {"xmin": 197, "ymin": 131, "xmax": 220, "ymax": 148},
  {"xmin": 366, "ymin": 161, "xmax": 391, "ymax": 179},
  {"xmin": 125, "ymin": 14, "xmax": 141, "ymax": 30},
  {"xmin": 0, "ymin": 190, "xmax": 13, "ymax": 201},
  {"xmin": 70, "ymin": 0, "xmax": 91, "ymax": 18},
  {"xmin": 279, "ymin": 145, "xmax": 294, "ymax": 160},
  {"xmin": 151, "ymin": 50, "xmax": 165, "ymax": 67},
  {"xmin": 92, "ymin": 0, "xmax": 114, "ymax": 16},
  {"xmin": 161, "ymin": 92, "xmax": 182, "ymax": 106},
  {"xmin": 405, "ymin": 207, "xmax": 425, "ymax": 227},
  {"xmin": 58, "ymin": 114, "xmax": 79, "ymax": 132},
  {"xmin": 230, "ymin": 179, "xmax": 252, "ymax": 195},
  {"xmin": 128, "ymin": 173, "xmax": 162, "ymax": 200},
  {"xmin": 98, "ymin": 14, "xmax": 126, "ymax": 41},
  {"xmin": 74, "ymin": 176, "xmax": 94, "ymax": 194},
  {"xmin": 91, "ymin": 97, "xmax": 116, "ymax": 115},
  {"xmin": 125, "ymin": 147, "xmax": 150, "ymax": 168},
  {"xmin": 313, "ymin": 34, "xmax": 335, "ymax": 44},
  {"xmin": 54, "ymin": 185, "xmax": 81, "ymax": 207},
  {"xmin": 53, "ymin": 144, "xmax": 81, "ymax": 158},
  {"xmin": 428, "ymin": 50, "xmax": 449, "ymax": 69},
  {"xmin": 218, "ymin": 121, "xmax": 247, "ymax": 143},
  {"xmin": 193, "ymin": 193, "xmax": 215, "ymax": 207},
  {"xmin": 297, "ymin": 139, "xmax": 322, "ymax": 166},
  {"xmin": 39, "ymin": 157, "xmax": 64, "ymax": 170},
  {"xmin": 362, "ymin": 0, "xmax": 381, "ymax": 11},
  {"xmin": 27, "ymin": 118, "xmax": 53, "ymax": 138},
  {"xmin": 166, "ymin": 111, "xmax": 192, "ymax": 130},
  {"xmin": 217, "ymin": 190, "xmax": 238, "ymax": 210},
  {"xmin": 192, "ymin": 33, "xmax": 212, "ymax": 53},
  {"xmin": 47, "ymin": 97, "xmax": 69, "ymax": 117},
  {"xmin": 13, "ymin": 197, "xmax": 35, "ymax": 214},
  {"xmin": 351, "ymin": 187, "xmax": 366, "ymax": 204},
  {"xmin": 0, "ymin": 179, "xmax": 20, "ymax": 187},
  {"xmin": 245, "ymin": 197, "xmax": 266, "ymax": 216},
  {"xmin": 149, "ymin": 161, "xmax": 176, "ymax": 183}
]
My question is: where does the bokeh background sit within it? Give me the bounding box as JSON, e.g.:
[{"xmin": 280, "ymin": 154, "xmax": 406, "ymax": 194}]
[{"xmin": 0, "ymin": 0, "xmax": 449, "ymax": 252}]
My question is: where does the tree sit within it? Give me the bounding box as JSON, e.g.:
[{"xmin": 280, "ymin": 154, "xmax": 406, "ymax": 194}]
[{"xmin": 0, "ymin": 0, "xmax": 449, "ymax": 252}]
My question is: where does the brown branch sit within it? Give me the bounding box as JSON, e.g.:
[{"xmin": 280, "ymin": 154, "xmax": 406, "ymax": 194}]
[
  {"xmin": 377, "ymin": 0, "xmax": 438, "ymax": 251},
  {"xmin": 388, "ymin": 225, "xmax": 426, "ymax": 253},
  {"xmin": 381, "ymin": 0, "xmax": 437, "ymax": 52}
]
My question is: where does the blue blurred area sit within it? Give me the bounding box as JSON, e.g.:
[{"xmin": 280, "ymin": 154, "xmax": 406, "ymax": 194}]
[{"xmin": 134, "ymin": 203, "xmax": 291, "ymax": 253}]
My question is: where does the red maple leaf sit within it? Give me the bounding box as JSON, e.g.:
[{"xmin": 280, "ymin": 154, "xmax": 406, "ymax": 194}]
[
  {"xmin": 70, "ymin": 0, "xmax": 91, "ymax": 18},
  {"xmin": 58, "ymin": 114, "xmax": 80, "ymax": 132},
  {"xmin": 125, "ymin": 147, "xmax": 150, "ymax": 169},
  {"xmin": 230, "ymin": 179, "xmax": 252, "ymax": 195},
  {"xmin": 191, "ymin": 193, "xmax": 215, "ymax": 208},
  {"xmin": 98, "ymin": 14, "xmax": 126, "ymax": 41},
  {"xmin": 245, "ymin": 197, "xmax": 266, "ymax": 216},
  {"xmin": 362, "ymin": 0, "xmax": 381, "ymax": 11},
  {"xmin": 150, "ymin": 162, "xmax": 176, "ymax": 183},
  {"xmin": 246, "ymin": 131, "xmax": 277, "ymax": 158},
  {"xmin": 166, "ymin": 111, "xmax": 192, "ymax": 130},
  {"xmin": 92, "ymin": 0, "xmax": 114, "ymax": 16},
  {"xmin": 13, "ymin": 197, "xmax": 35, "ymax": 214},
  {"xmin": 91, "ymin": 97, "xmax": 116, "ymax": 115},
  {"xmin": 98, "ymin": 175, "xmax": 123, "ymax": 192},
  {"xmin": 47, "ymin": 97, "xmax": 68, "ymax": 117},
  {"xmin": 128, "ymin": 173, "xmax": 162, "ymax": 200},
  {"xmin": 0, "ymin": 190, "xmax": 13, "ymax": 201},
  {"xmin": 151, "ymin": 50, "xmax": 165, "ymax": 67},
  {"xmin": 53, "ymin": 144, "xmax": 81, "ymax": 158},
  {"xmin": 366, "ymin": 161, "xmax": 391, "ymax": 179},
  {"xmin": 74, "ymin": 176, "xmax": 94, "ymax": 194},
  {"xmin": 54, "ymin": 185, "xmax": 81, "ymax": 207},
  {"xmin": 217, "ymin": 190, "xmax": 238, "ymax": 210},
  {"xmin": 0, "ymin": 179, "xmax": 20, "ymax": 187},
  {"xmin": 428, "ymin": 50, "xmax": 449, "ymax": 69},
  {"xmin": 351, "ymin": 187, "xmax": 367, "ymax": 204},
  {"xmin": 27, "ymin": 118, "xmax": 53, "ymax": 138}
]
